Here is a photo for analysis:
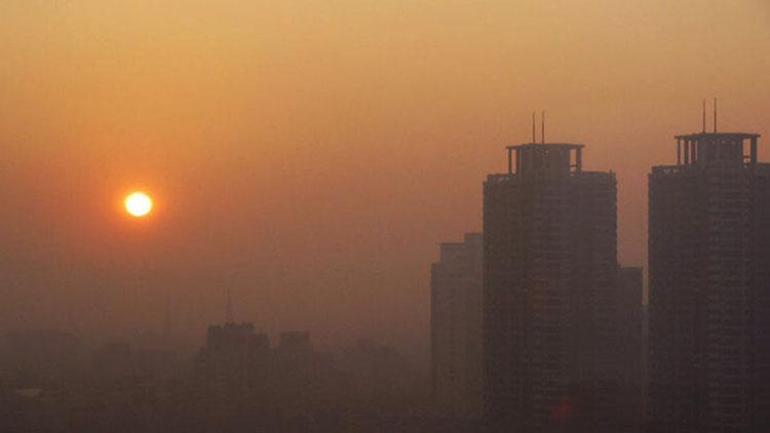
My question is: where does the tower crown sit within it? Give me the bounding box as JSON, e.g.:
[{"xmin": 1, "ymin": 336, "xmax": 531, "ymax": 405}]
[
  {"xmin": 674, "ymin": 132, "xmax": 760, "ymax": 167},
  {"xmin": 505, "ymin": 143, "xmax": 584, "ymax": 176}
]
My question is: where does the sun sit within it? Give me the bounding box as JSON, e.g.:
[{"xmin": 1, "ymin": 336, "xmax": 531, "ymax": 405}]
[{"xmin": 124, "ymin": 191, "xmax": 153, "ymax": 218}]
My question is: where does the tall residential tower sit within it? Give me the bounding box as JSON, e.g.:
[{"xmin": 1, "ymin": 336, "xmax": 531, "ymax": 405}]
[
  {"xmin": 648, "ymin": 131, "xmax": 770, "ymax": 432},
  {"xmin": 483, "ymin": 141, "xmax": 623, "ymax": 432}
]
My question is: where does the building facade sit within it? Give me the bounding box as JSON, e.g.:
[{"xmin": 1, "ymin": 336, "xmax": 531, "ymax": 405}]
[
  {"xmin": 195, "ymin": 322, "xmax": 271, "ymax": 382},
  {"xmin": 616, "ymin": 266, "xmax": 645, "ymax": 432},
  {"xmin": 648, "ymin": 132, "xmax": 770, "ymax": 433},
  {"xmin": 483, "ymin": 142, "xmax": 622, "ymax": 432},
  {"xmin": 431, "ymin": 232, "xmax": 483, "ymax": 418}
]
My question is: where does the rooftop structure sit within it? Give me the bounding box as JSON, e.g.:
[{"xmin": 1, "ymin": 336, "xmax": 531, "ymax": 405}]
[
  {"xmin": 672, "ymin": 132, "xmax": 760, "ymax": 167},
  {"xmin": 505, "ymin": 142, "xmax": 584, "ymax": 176}
]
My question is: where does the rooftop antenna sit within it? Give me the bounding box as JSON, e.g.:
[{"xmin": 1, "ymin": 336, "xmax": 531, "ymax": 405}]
[
  {"xmin": 713, "ymin": 97, "xmax": 718, "ymax": 133},
  {"xmin": 702, "ymin": 99, "xmax": 706, "ymax": 133},
  {"xmin": 531, "ymin": 111, "xmax": 536, "ymax": 143},
  {"xmin": 541, "ymin": 110, "xmax": 545, "ymax": 144}
]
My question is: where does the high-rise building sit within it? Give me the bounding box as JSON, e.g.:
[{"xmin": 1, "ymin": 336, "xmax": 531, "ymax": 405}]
[
  {"xmin": 616, "ymin": 266, "xmax": 645, "ymax": 432},
  {"xmin": 483, "ymin": 141, "xmax": 621, "ymax": 432},
  {"xmin": 431, "ymin": 232, "xmax": 483, "ymax": 418},
  {"xmin": 617, "ymin": 267, "xmax": 644, "ymax": 386},
  {"xmin": 648, "ymin": 131, "xmax": 770, "ymax": 433}
]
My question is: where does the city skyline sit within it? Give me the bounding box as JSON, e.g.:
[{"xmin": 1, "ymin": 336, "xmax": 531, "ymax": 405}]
[
  {"xmin": 4, "ymin": 2, "xmax": 770, "ymax": 432},
  {"xmin": 2, "ymin": 1, "xmax": 770, "ymax": 356}
]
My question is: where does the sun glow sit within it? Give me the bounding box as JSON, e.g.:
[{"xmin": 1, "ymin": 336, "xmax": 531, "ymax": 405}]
[{"xmin": 124, "ymin": 192, "xmax": 153, "ymax": 218}]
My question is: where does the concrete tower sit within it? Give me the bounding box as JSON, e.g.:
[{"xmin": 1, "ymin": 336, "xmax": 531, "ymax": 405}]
[
  {"xmin": 431, "ymin": 233, "xmax": 483, "ymax": 418},
  {"xmin": 648, "ymin": 130, "xmax": 770, "ymax": 433},
  {"xmin": 483, "ymin": 139, "xmax": 622, "ymax": 432}
]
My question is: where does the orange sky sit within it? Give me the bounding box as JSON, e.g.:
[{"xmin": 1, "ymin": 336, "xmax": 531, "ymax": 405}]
[{"xmin": 1, "ymin": 0, "xmax": 769, "ymax": 356}]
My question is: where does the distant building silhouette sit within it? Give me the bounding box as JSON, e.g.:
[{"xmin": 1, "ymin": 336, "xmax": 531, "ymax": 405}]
[
  {"xmin": 195, "ymin": 322, "xmax": 271, "ymax": 383},
  {"xmin": 278, "ymin": 331, "xmax": 313, "ymax": 356},
  {"xmin": 648, "ymin": 131, "xmax": 770, "ymax": 433},
  {"xmin": 483, "ymin": 140, "xmax": 626, "ymax": 432},
  {"xmin": 431, "ymin": 233, "xmax": 483, "ymax": 418},
  {"xmin": 206, "ymin": 322, "xmax": 270, "ymax": 353}
]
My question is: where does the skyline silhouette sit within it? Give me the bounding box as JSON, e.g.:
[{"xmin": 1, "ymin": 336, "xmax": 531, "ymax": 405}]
[
  {"xmin": 2, "ymin": 1, "xmax": 770, "ymax": 357},
  {"xmin": 2, "ymin": 2, "xmax": 770, "ymax": 432}
]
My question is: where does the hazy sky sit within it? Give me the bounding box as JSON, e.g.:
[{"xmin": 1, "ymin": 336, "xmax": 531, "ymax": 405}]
[{"xmin": 1, "ymin": 0, "xmax": 769, "ymax": 356}]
